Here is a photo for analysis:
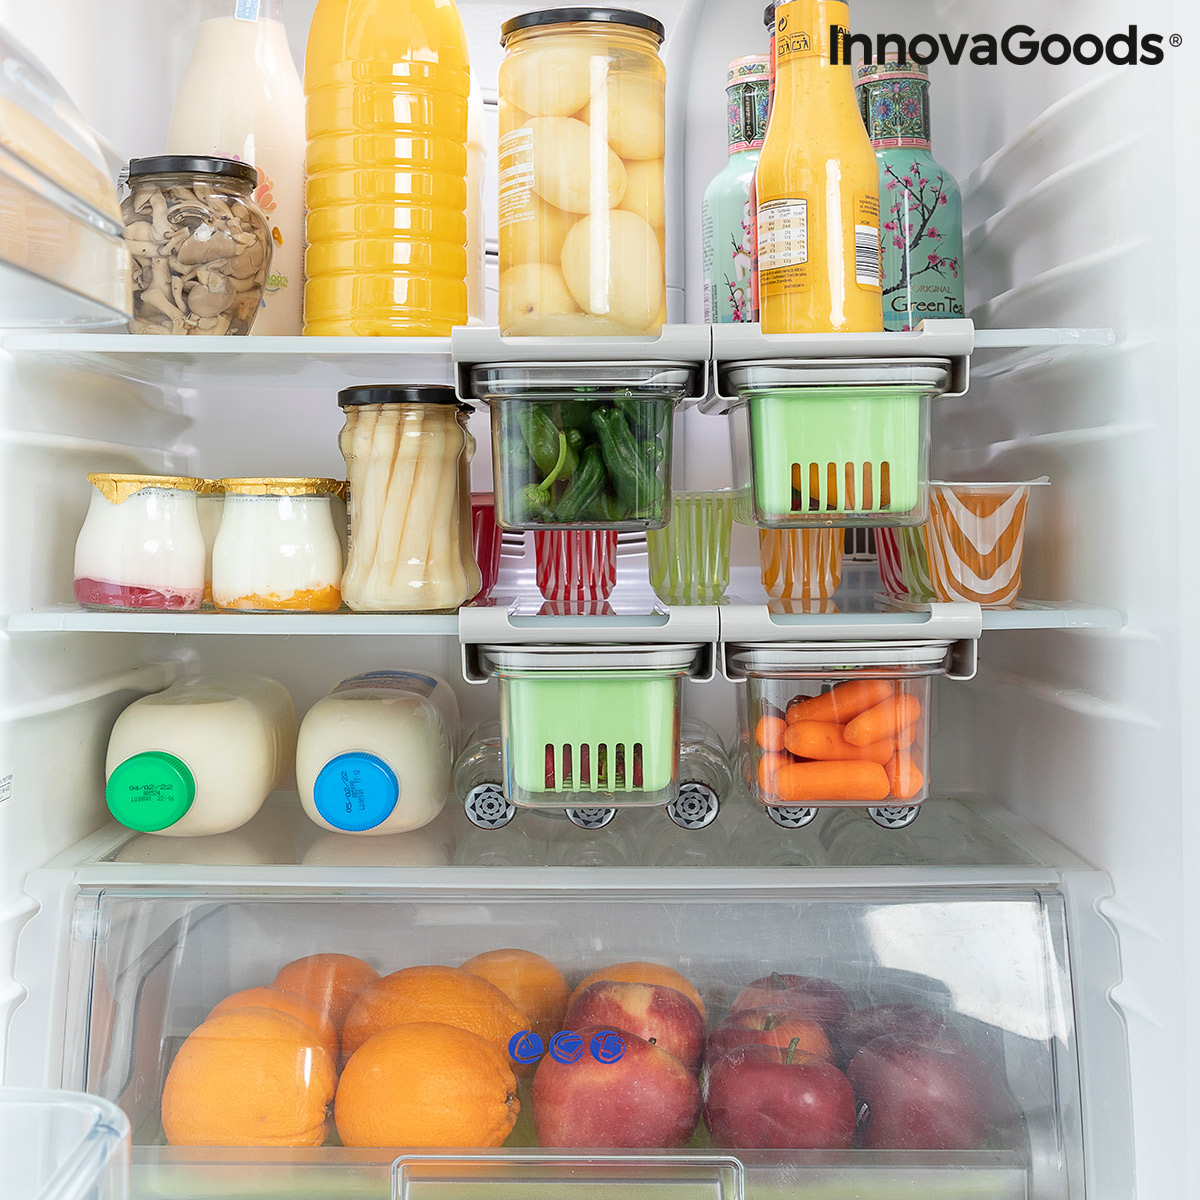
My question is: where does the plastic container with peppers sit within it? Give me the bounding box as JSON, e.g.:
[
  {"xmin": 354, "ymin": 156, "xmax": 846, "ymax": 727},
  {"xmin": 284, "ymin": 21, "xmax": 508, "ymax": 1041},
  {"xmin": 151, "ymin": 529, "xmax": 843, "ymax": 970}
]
[{"xmin": 471, "ymin": 363, "xmax": 692, "ymax": 531}]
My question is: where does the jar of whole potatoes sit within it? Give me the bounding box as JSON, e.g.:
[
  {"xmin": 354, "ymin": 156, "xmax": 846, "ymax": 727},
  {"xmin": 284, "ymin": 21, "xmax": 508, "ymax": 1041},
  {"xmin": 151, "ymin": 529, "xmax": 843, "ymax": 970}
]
[{"xmin": 498, "ymin": 9, "xmax": 666, "ymax": 336}]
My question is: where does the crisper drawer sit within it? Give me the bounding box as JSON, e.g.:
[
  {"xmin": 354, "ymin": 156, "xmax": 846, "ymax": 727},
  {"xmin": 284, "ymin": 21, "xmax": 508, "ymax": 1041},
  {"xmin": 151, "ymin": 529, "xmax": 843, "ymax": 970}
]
[{"xmin": 50, "ymin": 878, "xmax": 1119, "ymax": 1200}]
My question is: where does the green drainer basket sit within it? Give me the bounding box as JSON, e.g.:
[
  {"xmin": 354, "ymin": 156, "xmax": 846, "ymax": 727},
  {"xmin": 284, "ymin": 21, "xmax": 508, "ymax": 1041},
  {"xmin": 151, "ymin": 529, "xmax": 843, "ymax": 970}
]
[
  {"xmin": 748, "ymin": 386, "xmax": 928, "ymax": 526},
  {"xmin": 502, "ymin": 673, "xmax": 679, "ymax": 801}
]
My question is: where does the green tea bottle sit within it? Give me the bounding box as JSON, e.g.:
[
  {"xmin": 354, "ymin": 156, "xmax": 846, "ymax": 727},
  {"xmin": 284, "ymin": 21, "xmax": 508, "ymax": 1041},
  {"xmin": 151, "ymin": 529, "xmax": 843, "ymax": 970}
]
[
  {"xmin": 701, "ymin": 56, "xmax": 769, "ymax": 323},
  {"xmin": 855, "ymin": 59, "xmax": 965, "ymax": 330}
]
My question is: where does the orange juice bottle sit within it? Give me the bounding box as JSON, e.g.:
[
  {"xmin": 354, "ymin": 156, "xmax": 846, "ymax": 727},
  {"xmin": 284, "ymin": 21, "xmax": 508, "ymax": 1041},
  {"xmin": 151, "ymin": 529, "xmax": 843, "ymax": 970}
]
[
  {"xmin": 303, "ymin": 0, "xmax": 470, "ymax": 336},
  {"xmin": 756, "ymin": 0, "xmax": 882, "ymax": 333}
]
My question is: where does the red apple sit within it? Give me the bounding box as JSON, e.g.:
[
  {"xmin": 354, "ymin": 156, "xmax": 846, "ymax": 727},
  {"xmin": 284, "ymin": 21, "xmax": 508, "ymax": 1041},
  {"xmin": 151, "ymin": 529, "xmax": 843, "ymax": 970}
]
[
  {"xmin": 532, "ymin": 1025, "xmax": 701, "ymax": 1148},
  {"xmin": 566, "ymin": 980, "xmax": 706, "ymax": 1072},
  {"xmin": 847, "ymin": 1031, "xmax": 995, "ymax": 1150},
  {"xmin": 704, "ymin": 1039, "xmax": 857, "ymax": 1150},
  {"xmin": 833, "ymin": 1003, "xmax": 951, "ymax": 1069},
  {"xmin": 730, "ymin": 974, "xmax": 852, "ymax": 1030},
  {"xmin": 705, "ymin": 1007, "xmax": 833, "ymax": 1068}
]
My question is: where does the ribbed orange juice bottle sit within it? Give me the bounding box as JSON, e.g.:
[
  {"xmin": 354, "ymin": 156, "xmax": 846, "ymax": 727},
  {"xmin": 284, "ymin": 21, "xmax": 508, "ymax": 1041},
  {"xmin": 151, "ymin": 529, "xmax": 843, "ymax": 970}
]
[
  {"xmin": 304, "ymin": 0, "xmax": 470, "ymax": 336},
  {"xmin": 756, "ymin": 0, "xmax": 882, "ymax": 333}
]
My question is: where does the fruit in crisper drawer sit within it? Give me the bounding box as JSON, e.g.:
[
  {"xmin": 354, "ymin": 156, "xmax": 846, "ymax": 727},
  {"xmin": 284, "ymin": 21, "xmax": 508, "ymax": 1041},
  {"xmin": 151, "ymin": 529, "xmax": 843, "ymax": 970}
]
[
  {"xmin": 208, "ymin": 986, "xmax": 339, "ymax": 1062},
  {"xmin": 705, "ymin": 1008, "xmax": 832, "ymax": 1068},
  {"xmin": 847, "ymin": 1030, "xmax": 996, "ymax": 1150},
  {"xmin": 581, "ymin": 73, "xmax": 666, "ymax": 160},
  {"xmin": 162, "ymin": 1008, "xmax": 336, "ymax": 1147},
  {"xmin": 771, "ymin": 760, "xmax": 892, "ymax": 803},
  {"xmin": 565, "ymin": 980, "xmax": 706, "ymax": 1072},
  {"xmin": 531, "ymin": 1025, "xmax": 701, "ymax": 1147},
  {"xmin": 462, "ymin": 948, "xmax": 570, "ymax": 1044},
  {"xmin": 844, "ymin": 694, "xmax": 923, "ymax": 747},
  {"xmin": 502, "ymin": 41, "xmax": 595, "ymax": 116},
  {"xmin": 618, "ymin": 158, "xmax": 666, "ymax": 228},
  {"xmin": 341, "ymin": 965, "xmax": 528, "ymax": 1059},
  {"xmin": 832, "ymin": 1003, "xmax": 950, "ymax": 1070},
  {"xmin": 502, "ymin": 196, "xmax": 578, "ymax": 269},
  {"xmin": 731, "ymin": 974, "xmax": 852, "ymax": 1030},
  {"xmin": 527, "ymin": 117, "xmax": 627, "ymax": 213},
  {"xmin": 704, "ymin": 1040, "xmax": 857, "ymax": 1150},
  {"xmin": 499, "ymin": 262, "xmax": 581, "ymax": 332},
  {"xmin": 568, "ymin": 962, "xmax": 707, "ymax": 1023},
  {"xmin": 335, "ymin": 1022, "xmax": 519, "ymax": 1148},
  {"xmin": 785, "ymin": 680, "xmax": 897, "ymax": 725},
  {"xmin": 783, "ymin": 720, "xmax": 896, "ymax": 764},
  {"xmin": 272, "ymin": 953, "xmax": 381, "ymax": 1036},
  {"xmin": 560, "ymin": 210, "xmax": 664, "ymax": 330}
]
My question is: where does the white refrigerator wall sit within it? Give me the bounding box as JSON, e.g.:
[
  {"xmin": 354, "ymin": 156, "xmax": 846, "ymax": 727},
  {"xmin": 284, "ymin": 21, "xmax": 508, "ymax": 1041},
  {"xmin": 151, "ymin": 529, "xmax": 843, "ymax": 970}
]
[{"xmin": 0, "ymin": 1, "xmax": 1194, "ymax": 1197}]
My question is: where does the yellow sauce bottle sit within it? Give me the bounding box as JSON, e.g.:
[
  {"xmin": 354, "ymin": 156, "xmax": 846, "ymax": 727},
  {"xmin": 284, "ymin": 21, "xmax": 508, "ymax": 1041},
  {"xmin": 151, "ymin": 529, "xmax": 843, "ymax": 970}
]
[{"xmin": 756, "ymin": 0, "xmax": 882, "ymax": 333}]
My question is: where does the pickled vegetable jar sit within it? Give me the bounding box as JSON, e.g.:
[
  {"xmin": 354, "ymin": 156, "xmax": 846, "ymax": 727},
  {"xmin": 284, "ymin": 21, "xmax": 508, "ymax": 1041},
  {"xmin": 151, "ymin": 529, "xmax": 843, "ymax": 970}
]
[
  {"xmin": 337, "ymin": 386, "xmax": 481, "ymax": 612},
  {"xmin": 211, "ymin": 478, "xmax": 344, "ymax": 613},
  {"xmin": 74, "ymin": 473, "xmax": 206, "ymax": 611},
  {"xmin": 498, "ymin": 8, "xmax": 666, "ymax": 336}
]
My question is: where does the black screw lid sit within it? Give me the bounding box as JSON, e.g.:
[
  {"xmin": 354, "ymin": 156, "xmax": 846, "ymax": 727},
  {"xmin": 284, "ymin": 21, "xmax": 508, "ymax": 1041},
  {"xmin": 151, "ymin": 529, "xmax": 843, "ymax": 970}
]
[
  {"xmin": 127, "ymin": 155, "xmax": 258, "ymax": 186},
  {"xmin": 500, "ymin": 8, "xmax": 665, "ymax": 46},
  {"xmin": 338, "ymin": 385, "xmax": 464, "ymax": 408},
  {"xmin": 764, "ymin": 5, "xmax": 775, "ymax": 27}
]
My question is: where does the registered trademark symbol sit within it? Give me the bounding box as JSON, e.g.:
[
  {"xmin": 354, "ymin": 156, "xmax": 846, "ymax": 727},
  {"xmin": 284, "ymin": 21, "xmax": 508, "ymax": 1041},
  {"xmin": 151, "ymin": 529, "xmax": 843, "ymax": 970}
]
[{"xmin": 1171, "ymin": 33, "xmax": 1182, "ymax": 47}]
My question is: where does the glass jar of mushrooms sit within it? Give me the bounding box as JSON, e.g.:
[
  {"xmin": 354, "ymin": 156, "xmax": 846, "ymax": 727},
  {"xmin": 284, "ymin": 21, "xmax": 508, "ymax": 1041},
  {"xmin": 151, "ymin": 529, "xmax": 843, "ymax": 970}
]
[
  {"xmin": 497, "ymin": 9, "xmax": 666, "ymax": 336},
  {"xmin": 337, "ymin": 385, "xmax": 482, "ymax": 613},
  {"xmin": 120, "ymin": 155, "xmax": 272, "ymax": 335}
]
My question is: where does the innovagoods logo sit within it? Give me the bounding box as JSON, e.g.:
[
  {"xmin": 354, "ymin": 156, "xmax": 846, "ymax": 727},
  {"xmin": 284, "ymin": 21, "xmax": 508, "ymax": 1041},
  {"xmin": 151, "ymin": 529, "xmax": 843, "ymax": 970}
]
[{"xmin": 833, "ymin": 26, "xmax": 1180, "ymax": 66}]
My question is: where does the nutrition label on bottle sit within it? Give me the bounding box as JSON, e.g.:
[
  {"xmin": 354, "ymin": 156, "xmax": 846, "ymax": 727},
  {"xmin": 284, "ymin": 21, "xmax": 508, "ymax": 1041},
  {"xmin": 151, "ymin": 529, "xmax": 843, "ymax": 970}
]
[
  {"xmin": 498, "ymin": 128, "xmax": 536, "ymax": 227},
  {"xmin": 757, "ymin": 198, "xmax": 809, "ymax": 294}
]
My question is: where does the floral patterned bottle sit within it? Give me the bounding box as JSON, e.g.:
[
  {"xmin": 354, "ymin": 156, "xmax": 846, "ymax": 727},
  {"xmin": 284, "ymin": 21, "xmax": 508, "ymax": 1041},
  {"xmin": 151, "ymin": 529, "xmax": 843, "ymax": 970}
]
[
  {"xmin": 701, "ymin": 57, "xmax": 769, "ymax": 323},
  {"xmin": 856, "ymin": 59, "xmax": 965, "ymax": 331}
]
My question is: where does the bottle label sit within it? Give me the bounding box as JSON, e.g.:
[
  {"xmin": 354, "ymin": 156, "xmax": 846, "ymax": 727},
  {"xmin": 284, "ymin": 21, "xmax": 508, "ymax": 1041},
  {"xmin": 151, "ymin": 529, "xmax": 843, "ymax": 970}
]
[
  {"xmin": 757, "ymin": 198, "xmax": 809, "ymax": 296},
  {"xmin": 333, "ymin": 670, "xmax": 439, "ymax": 698},
  {"xmin": 498, "ymin": 128, "xmax": 536, "ymax": 229},
  {"xmin": 854, "ymin": 192, "xmax": 883, "ymax": 290},
  {"xmin": 857, "ymin": 71, "xmax": 932, "ymax": 149},
  {"xmin": 775, "ymin": 1, "xmax": 850, "ymax": 64},
  {"xmin": 235, "ymin": 0, "xmax": 262, "ymax": 20},
  {"xmin": 726, "ymin": 77, "xmax": 770, "ymax": 153}
]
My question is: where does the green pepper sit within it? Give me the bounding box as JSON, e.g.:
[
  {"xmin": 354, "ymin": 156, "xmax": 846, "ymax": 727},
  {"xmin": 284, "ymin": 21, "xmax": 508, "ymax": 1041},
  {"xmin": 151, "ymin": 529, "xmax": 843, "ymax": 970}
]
[
  {"xmin": 582, "ymin": 492, "xmax": 629, "ymax": 523},
  {"xmin": 592, "ymin": 407, "xmax": 663, "ymax": 511},
  {"xmin": 556, "ymin": 444, "xmax": 608, "ymax": 522},
  {"xmin": 614, "ymin": 393, "xmax": 668, "ymax": 440},
  {"xmin": 518, "ymin": 407, "xmax": 578, "ymax": 479},
  {"xmin": 518, "ymin": 431, "xmax": 574, "ymax": 522},
  {"xmin": 556, "ymin": 401, "xmax": 595, "ymax": 432}
]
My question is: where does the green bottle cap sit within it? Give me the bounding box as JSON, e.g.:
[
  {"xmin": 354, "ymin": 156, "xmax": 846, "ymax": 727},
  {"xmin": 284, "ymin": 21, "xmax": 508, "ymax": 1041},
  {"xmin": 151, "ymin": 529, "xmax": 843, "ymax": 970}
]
[{"xmin": 106, "ymin": 752, "xmax": 196, "ymax": 832}]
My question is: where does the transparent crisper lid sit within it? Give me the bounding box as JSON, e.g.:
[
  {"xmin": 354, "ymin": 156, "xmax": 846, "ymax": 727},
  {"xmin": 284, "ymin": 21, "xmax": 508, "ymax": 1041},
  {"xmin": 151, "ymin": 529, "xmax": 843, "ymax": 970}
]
[
  {"xmin": 480, "ymin": 643, "xmax": 705, "ymax": 674},
  {"xmin": 0, "ymin": 1088, "xmax": 130, "ymax": 1200},
  {"xmin": 470, "ymin": 363, "xmax": 701, "ymax": 398},
  {"xmin": 57, "ymin": 883, "xmax": 1107, "ymax": 1200},
  {"xmin": 727, "ymin": 641, "xmax": 954, "ymax": 677}
]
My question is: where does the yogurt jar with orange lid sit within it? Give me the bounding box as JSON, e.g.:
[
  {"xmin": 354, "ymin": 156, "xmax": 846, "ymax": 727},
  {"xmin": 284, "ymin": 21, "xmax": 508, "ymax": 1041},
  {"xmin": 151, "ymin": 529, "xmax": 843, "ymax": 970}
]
[
  {"xmin": 74, "ymin": 473, "xmax": 206, "ymax": 611},
  {"xmin": 211, "ymin": 477, "xmax": 343, "ymax": 612}
]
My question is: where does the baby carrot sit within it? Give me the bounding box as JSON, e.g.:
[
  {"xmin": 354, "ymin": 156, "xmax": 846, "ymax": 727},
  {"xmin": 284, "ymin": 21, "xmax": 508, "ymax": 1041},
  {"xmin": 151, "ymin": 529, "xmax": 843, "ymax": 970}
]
[
  {"xmin": 758, "ymin": 751, "xmax": 794, "ymax": 796},
  {"xmin": 755, "ymin": 714, "xmax": 789, "ymax": 752},
  {"xmin": 785, "ymin": 678, "xmax": 896, "ymax": 725},
  {"xmin": 773, "ymin": 760, "xmax": 891, "ymax": 803},
  {"xmin": 844, "ymin": 693, "xmax": 922, "ymax": 747},
  {"xmin": 783, "ymin": 720, "xmax": 895, "ymax": 765},
  {"xmin": 885, "ymin": 749, "xmax": 925, "ymax": 800}
]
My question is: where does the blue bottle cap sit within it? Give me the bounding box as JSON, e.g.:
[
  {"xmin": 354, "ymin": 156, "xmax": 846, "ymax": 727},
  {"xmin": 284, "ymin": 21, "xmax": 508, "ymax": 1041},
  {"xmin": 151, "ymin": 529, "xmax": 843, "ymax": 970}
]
[{"xmin": 313, "ymin": 753, "xmax": 399, "ymax": 832}]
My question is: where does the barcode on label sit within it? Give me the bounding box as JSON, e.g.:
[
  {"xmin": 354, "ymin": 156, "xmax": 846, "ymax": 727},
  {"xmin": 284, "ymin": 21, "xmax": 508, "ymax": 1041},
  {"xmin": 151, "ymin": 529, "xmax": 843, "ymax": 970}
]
[{"xmin": 855, "ymin": 223, "xmax": 882, "ymax": 287}]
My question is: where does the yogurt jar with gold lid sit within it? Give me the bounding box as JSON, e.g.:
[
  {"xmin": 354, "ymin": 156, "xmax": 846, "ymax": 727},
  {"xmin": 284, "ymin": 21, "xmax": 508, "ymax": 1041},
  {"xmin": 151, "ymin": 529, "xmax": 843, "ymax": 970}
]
[
  {"xmin": 211, "ymin": 477, "xmax": 344, "ymax": 612},
  {"xmin": 74, "ymin": 473, "xmax": 206, "ymax": 610}
]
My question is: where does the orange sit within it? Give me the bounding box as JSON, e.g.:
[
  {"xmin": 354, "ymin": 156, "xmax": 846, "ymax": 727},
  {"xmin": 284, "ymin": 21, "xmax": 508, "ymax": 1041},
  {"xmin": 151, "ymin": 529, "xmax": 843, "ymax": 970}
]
[
  {"xmin": 461, "ymin": 948, "xmax": 570, "ymax": 1043},
  {"xmin": 162, "ymin": 1007, "xmax": 336, "ymax": 1147},
  {"xmin": 209, "ymin": 986, "xmax": 339, "ymax": 1062},
  {"xmin": 336, "ymin": 1022, "xmax": 518, "ymax": 1147},
  {"xmin": 342, "ymin": 965, "xmax": 529, "ymax": 1059},
  {"xmin": 568, "ymin": 961, "xmax": 707, "ymax": 1022},
  {"xmin": 272, "ymin": 953, "xmax": 381, "ymax": 1032}
]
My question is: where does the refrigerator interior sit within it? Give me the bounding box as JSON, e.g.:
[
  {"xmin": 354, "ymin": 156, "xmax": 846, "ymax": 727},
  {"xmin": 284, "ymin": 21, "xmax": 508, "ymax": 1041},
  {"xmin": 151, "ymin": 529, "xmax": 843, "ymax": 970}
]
[{"xmin": 0, "ymin": 0, "xmax": 1192, "ymax": 1197}]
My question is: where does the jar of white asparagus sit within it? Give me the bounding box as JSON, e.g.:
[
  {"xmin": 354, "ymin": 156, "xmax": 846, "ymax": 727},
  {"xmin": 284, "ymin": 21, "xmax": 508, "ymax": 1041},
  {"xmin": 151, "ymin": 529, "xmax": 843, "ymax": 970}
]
[{"xmin": 337, "ymin": 386, "xmax": 482, "ymax": 612}]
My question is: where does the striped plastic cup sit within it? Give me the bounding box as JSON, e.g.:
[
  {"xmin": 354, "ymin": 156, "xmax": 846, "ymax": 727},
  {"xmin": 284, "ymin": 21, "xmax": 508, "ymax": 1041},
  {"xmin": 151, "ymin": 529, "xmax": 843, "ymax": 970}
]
[
  {"xmin": 647, "ymin": 489, "xmax": 735, "ymax": 605},
  {"xmin": 534, "ymin": 529, "xmax": 618, "ymax": 603},
  {"xmin": 758, "ymin": 527, "xmax": 844, "ymax": 603},
  {"xmin": 875, "ymin": 525, "xmax": 936, "ymax": 601},
  {"xmin": 926, "ymin": 479, "xmax": 1048, "ymax": 607}
]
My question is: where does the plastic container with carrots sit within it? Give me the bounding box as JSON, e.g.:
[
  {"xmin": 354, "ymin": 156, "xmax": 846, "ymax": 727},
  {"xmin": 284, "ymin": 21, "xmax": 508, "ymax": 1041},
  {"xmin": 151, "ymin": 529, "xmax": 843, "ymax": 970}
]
[{"xmin": 727, "ymin": 642, "xmax": 953, "ymax": 814}]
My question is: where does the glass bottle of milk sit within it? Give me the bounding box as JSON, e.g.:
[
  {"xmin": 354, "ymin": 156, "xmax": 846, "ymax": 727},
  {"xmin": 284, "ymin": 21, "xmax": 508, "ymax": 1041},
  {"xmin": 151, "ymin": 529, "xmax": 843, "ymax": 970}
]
[{"xmin": 167, "ymin": 0, "xmax": 305, "ymax": 335}]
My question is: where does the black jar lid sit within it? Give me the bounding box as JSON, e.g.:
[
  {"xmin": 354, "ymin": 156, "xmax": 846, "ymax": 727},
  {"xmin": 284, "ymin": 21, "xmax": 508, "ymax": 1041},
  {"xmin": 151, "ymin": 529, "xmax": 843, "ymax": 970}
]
[
  {"xmin": 127, "ymin": 155, "xmax": 258, "ymax": 186},
  {"xmin": 338, "ymin": 384, "xmax": 464, "ymax": 408},
  {"xmin": 764, "ymin": 4, "xmax": 775, "ymax": 27},
  {"xmin": 500, "ymin": 8, "xmax": 665, "ymax": 45}
]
